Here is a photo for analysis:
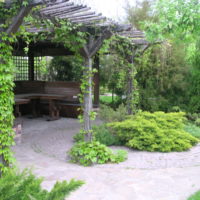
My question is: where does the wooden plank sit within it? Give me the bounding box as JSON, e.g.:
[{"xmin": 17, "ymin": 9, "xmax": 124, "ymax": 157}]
[
  {"xmin": 68, "ymin": 13, "xmax": 102, "ymax": 21},
  {"xmin": 71, "ymin": 16, "xmax": 106, "ymax": 24},
  {"xmin": 59, "ymin": 7, "xmax": 91, "ymax": 18},
  {"xmin": 41, "ymin": 1, "xmax": 72, "ymax": 12},
  {"xmin": 42, "ymin": 5, "xmax": 85, "ymax": 15},
  {"xmin": 58, "ymin": 10, "xmax": 94, "ymax": 19}
]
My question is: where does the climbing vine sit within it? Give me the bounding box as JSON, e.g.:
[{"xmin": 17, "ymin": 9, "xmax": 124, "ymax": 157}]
[
  {"xmin": 0, "ymin": 0, "xmax": 30, "ymax": 173},
  {"xmin": 100, "ymin": 35, "xmax": 139, "ymax": 114},
  {"xmin": 0, "ymin": 33, "xmax": 16, "ymax": 173}
]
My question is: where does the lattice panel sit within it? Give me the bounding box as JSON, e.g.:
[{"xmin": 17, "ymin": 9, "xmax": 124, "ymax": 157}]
[{"xmin": 13, "ymin": 56, "xmax": 29, "ymax": 81}]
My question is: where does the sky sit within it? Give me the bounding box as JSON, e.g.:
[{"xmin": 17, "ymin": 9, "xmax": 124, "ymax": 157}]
[{"xmin": 73, "ymin": 0, "xmax": 136, "ymax": 21}]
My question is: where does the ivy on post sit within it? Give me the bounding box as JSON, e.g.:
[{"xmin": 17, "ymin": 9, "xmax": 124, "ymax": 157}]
[
  {"xmin": 0, "ymin": 1, "xmax": 36, "ymax": 174},
  {"xmin": 80, "ymin": 30, "xmax": 112, "ymax": 141}
]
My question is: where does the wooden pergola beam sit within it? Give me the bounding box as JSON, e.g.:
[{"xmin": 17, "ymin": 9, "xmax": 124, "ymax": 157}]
[
  {"xmin": 71, "ymin": 16, "xmax": 106, "ymax": 24},
  {"xmin": 59, "ymin": 7, "xmax": 92, "ymax": 18},
  {"xmin": 42, "ymin": 5, "xmax": 86, "ymax": 16},
  {"xmin": 40, "ymin": 1, "xmax": 72, "ymax": 12},
  {"xmin": 6, "ymin": 6, "xmax": 33, "ymax": 35}
]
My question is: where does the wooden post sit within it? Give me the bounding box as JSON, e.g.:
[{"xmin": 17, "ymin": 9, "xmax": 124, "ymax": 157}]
[
  {"xmin": 127, "ymin": 67, "xmax": 134, "ymax": 115},
  {"xmin": 83, "ymin": 57, "xmax": 93, "ymax": 141},
  {"xmin": 28, "ymin": 43, "xmax": 34, "ymax": 81},
  {"xmin": 127, "ymin": 53, "xmax": 135, "ymax": 115},
  {"xmin": 80, "ymin": 30, "xmax": 113, "ymax": 141},
  {"xmin": 93, "ymin": 54, "xmax": 100, "ymax": 107}
]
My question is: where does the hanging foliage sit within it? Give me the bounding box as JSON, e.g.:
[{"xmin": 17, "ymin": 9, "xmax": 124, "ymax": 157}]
[{"xmin": 100, "ymin": 35, "xmax": 139, "ymax": 114}]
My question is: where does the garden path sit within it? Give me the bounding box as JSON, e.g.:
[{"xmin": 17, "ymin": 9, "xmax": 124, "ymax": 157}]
[{"xmin": 12, "ymin": 117, "xmax": 200, "ymax": 200}]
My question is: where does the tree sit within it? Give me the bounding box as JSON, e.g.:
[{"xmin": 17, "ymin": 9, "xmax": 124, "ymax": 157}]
[{"xmin": 145, "ymin": 0, "xmax": 200, "ymax": 41}]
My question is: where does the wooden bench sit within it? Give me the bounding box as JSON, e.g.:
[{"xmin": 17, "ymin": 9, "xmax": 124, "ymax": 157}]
[
  {"xmin": 14, "ymin": 81, "xmax": 81, "ymax": 119},
  {"xmin": 14, "ymin": 98, "xmax": 30, "ymax": 117}
]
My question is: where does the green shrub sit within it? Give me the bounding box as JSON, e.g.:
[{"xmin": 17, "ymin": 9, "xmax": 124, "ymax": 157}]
[
  {"xmin": 187, "ymin": 190, "xmax": 200, "ymax": 200},
  {"xmin": 0, "ymin": 169, "xmax": 84, "ymax": 200},
  {"xmin": 185, "ymin": 122, "xmax": 200, "ymax": 139},
  {"xmin": 73, "ymin": 130, "xmax": 85, "ymax": 143},
  {"xmin": 195, "ymin": 118, "xmax": 200, "ymax": 126},
  {"xmin": 108, "ymin": 111, "xmax": 198, "ymax": 152},
  {"xmin": 93, "ymin": 124, "xmax": 123, "ymax": 146},
  {"xmin": 170, "ymin": 106, "xmax": 182, "ymax": 112},
  {"xmin": 68, "ymin": 141, "xmax": 127, "ymax": 166},
  {"xmin": 186, "ymin": 113, "xmax": 200, "ymax": 122},
  {"xmin": 99, "ymin": 104, "xmax": 127, "ymax": 122},
  {"xmin": 73, "ymin": 124, "xmax": 123, "ymax": 145}
]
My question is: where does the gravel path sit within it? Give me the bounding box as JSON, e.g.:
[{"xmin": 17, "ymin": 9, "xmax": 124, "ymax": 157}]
[{"xmin": 12, "ymin": 117, "xmax": 200, "ymax": 200}]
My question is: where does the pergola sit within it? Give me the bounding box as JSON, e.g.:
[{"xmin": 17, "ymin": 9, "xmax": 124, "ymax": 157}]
[
  {"xmin": 2, "ymin": 0, "xmax": 150, "ymax": 137},
  {"xmin": 0, "ymin": 0, "xmax": 152, "ymax": 168}
]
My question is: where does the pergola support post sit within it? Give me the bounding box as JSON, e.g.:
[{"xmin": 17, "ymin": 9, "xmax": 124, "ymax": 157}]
[
  {"xmin": 81, "ymin": 31, "xmax": 112, "ymax": 141},
  {"xmin": 93, "ymin": 54, "xmax": 100, "ymax": 107},
  {"xmin": 127, "ymin": 66, "xmax": 134, "ymax": 115},
  {"xmin": 28, "ymin": 43, "xmax": 34, "ymax": 81},
  {"xmin": 83, "ymin": 56, "xmax": 93, "ymax": 141}
]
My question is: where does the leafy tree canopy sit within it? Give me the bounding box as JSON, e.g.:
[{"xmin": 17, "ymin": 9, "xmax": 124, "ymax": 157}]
[{"xmin": 145, "ymin": 0, "xmax": 200, "ymax": 42}]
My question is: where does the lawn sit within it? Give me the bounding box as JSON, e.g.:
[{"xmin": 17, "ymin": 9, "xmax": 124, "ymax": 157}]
[{"xmin": 100, "ymin": 95, "xmax": 117, "ymax": 104}]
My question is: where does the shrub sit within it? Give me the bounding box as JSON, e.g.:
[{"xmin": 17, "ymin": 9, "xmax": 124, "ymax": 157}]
[
  {"xmin": 73, "ymin": 130, "xmax": 85, "ymax": 143},
  {"xmin": 184, "ymin": 122, "xmax": 200, "ymax": 139},
  {"xmin": 186, "ymin": 113, "xmax": 200, "ymax": 122},
  {"xmin": 187, "ymin": 190, "xmax": 200, "ymax": 200},
  {"xmin": 68, "ymin": 141, "xmax": 127, "ymax": 166},
  {"xmin": 93, "ymin": 124, "xmax": 123, "ymax": 146},
  {"xmin": 99, "ymin": 104, "xmax": 127, "ymax": 122},
  {"xmin": 108, "ymin": 111, "xmax": 198, "ymax": 152},
  {"xmin": 195, "ymin": 118, "xmax": 200, "ymax": 126},
  {"xmin": 0, "ymin": 169, "xmax": 84, "ymax": 200}
]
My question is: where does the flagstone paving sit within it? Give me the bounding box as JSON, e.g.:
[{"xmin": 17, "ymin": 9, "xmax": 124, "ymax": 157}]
[{"xmin": 12, "ymin": 117, "xmax": 200, "ymax": 200}]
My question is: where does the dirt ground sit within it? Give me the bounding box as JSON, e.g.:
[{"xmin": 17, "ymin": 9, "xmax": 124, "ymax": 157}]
[{"xmin": 12, "ymin": 117, "xmax": 200, "ymax": 200}]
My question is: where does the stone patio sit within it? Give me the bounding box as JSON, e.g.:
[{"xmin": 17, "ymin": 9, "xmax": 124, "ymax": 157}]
[{"xmin": 12, "ymin": 117, "xmax": 200, "ymax": 200}]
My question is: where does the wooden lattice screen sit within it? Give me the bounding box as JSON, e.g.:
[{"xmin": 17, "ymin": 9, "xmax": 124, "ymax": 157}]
[
  {"xmin": 13, "ymin": 56, "xmax": 47, "ymax": 81},
  {"xmin": 13, "ymin": 56, "xmax": 29, "ymax": 81}
]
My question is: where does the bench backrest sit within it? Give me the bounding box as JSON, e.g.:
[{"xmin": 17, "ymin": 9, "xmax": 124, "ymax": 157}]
[
  {"xmin": 44, "ymin": 81, "xmax": 80, "ymax": 101},
  {"xmin": 14, "ymin": 81, "xmax": 45, "ymax": 94},
  {"xmin": 14, "ymin": 81, "xmax": 80, "ymax": 102}
]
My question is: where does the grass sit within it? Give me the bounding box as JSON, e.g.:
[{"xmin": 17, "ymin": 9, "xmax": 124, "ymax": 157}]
[
  {"xmin": 184, "ymin": 122, "xmax": 200, "ymax": 139},
  {"xmin": 187, "ymin": 190, "xmax": 200, "ymax": 200},
  {"xmin": 100, "ymin": 95, "xmax": 116, "ymax": 104}
]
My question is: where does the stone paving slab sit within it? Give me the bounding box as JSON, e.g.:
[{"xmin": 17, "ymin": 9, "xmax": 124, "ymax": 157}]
[{"xmin": 12, "ymin": 117, "xmax": 200, "ymax": 200}]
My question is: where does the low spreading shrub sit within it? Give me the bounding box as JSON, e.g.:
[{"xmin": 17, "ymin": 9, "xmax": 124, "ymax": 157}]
[
  {"xmin": 99, "ymin": 104, "xmax": 127, "ymax": 122},
  {"xmin": 0, "ymin": 169, "xmax": 84, "ymax": 200},
  {"xmin": 108, "ymin": 111, "xmax": 198, "ymax": 152},
  {"xmin": 73, "ymin": 124, "xmax": 123, "ymax": 146},
  {"xmin": 93, "ymin": 124, "xmax": 123, "ymax": 146},
  {"xmin": 187, "ymin": 190, "xmax": 200, "ymax": 200},
  {"xmin": 68, "ymin": 141, "xmax": 127, "ymax": 166},
  {"xmin": 185, "ymin": 122, "xmax": 200, "ymax": 139}
]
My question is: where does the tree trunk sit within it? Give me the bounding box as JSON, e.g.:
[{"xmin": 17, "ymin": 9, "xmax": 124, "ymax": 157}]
[{"xmin": 83, "ymin": 57, "xmax": 93, "ymax": 141}]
